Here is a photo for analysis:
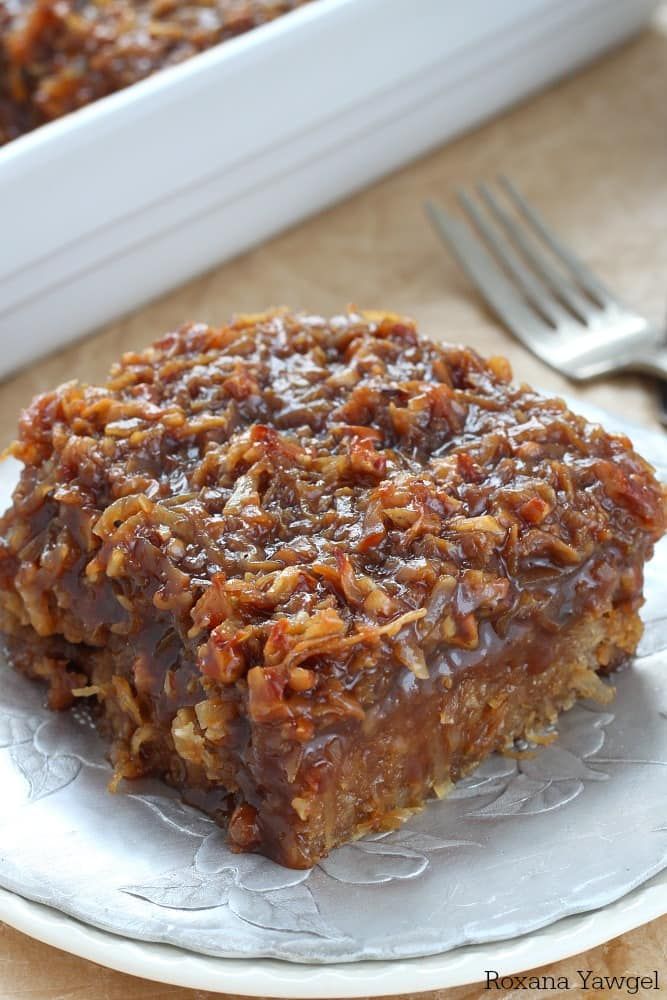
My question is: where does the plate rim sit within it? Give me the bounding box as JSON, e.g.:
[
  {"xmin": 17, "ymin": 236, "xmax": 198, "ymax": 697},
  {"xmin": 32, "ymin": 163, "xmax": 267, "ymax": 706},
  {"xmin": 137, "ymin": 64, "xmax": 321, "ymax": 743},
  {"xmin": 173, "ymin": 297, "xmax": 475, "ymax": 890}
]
[{"xmin": 1, "ymin": 871, "xmax": 665, "ymax": 997}]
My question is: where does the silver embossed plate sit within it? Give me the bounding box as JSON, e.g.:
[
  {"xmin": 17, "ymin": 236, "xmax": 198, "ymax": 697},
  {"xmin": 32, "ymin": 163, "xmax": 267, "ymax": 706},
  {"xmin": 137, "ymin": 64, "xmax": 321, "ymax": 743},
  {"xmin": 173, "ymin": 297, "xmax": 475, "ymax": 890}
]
[{"xmin": 0, "ymin": 400, "xmax": 665, "ymax": 974}]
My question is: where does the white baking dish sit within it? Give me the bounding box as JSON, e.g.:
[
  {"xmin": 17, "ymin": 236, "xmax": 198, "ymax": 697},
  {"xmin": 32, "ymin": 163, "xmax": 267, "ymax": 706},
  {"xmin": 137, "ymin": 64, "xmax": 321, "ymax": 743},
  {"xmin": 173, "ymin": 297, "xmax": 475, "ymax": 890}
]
[{"xmin": 0, "ymin": 0, "xmax": 658, "ymax": 377}]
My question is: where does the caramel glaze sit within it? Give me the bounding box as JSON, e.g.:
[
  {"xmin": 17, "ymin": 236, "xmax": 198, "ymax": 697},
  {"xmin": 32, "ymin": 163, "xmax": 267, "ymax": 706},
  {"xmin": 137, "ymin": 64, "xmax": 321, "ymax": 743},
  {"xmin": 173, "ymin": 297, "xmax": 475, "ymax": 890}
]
[{"xmin": 0, "ymin": 311, "xmax": 664, "ymax": 867}]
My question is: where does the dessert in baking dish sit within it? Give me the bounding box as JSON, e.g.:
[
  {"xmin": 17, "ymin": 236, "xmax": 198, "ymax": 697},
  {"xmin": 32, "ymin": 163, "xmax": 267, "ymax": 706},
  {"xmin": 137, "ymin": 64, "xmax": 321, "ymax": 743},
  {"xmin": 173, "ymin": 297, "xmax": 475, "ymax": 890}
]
[
  {"xmin": 0, "ymin": 0, "xmax": 311, "ymax": 144},
  {"xmin": 0, "ymin": 310, "xmax": 664, "ymax": 867}
]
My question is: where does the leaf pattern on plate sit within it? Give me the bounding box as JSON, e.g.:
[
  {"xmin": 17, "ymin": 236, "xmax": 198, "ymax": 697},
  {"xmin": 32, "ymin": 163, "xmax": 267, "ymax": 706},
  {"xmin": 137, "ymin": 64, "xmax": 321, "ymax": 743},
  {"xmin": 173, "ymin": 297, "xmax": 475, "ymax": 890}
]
[
  {"xmin": 34, "ymin": 714, "xmax": 108, "ymax": 769},
  {"xmin": 467, "ymin": 775, "xmax": 586, "ymax": 817},
  {"xmin": 319, "ymin": 827, "xmax": 482, "ymax": 885},
  {"xmin": 122, "ymin": 866, "xmax": 235, "ymax": 910},
  {"xmin": 0, "ymin": 710, "xmax": 41, "ymax": 747},
  {"xmin": 121, "ymin": 859, "xmax": 342, "ymax": 938},
  {"xmin": 377, "ymin": 829, "xmax": 482, "ymax": 853},
  {"xmin": 194, "ymin": 830, "xmax": 310, "ymax": 889},
  {"xmin": 129, "ymin": 794, "xmax": 217, "ymax": 839},
  {"xmin": 193, "ymin": 830, "xmax": 232, "ymax": 874},
  {"xmin": 10, "ymin": 743, "xmax": 81, "ymax": 800},
  {"xmin": 448, "ymin": 754, "xmax": 518, "ymax": 799},
  {"xmin": 465, "ymin": 709, "xmax": 613, "ymax": 818},
  {"xmin": 559, "ymin": 709, "xmax": 614, "ymax": 760},
  {"xmin": 519, "ymin": 746, "xmax": 607, "ymax": 783},
  {"xmin": 235, "ymin": 855, "xmax": 311, "ymax": 892},
  {"xmin": 228, "ymin": 883, "xmax": 341, "ymax": 939},
  {"xmin": 319, "ymin": 841, "xmax": 428, "ymax": 884}
]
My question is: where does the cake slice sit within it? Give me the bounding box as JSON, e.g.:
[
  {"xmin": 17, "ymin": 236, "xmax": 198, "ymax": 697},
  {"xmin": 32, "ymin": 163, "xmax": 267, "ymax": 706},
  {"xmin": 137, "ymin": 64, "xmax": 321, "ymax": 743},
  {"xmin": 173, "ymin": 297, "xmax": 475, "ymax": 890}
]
[{"xmin": 0, "ymin": 311, "xmax": 664, "ymax": 868}]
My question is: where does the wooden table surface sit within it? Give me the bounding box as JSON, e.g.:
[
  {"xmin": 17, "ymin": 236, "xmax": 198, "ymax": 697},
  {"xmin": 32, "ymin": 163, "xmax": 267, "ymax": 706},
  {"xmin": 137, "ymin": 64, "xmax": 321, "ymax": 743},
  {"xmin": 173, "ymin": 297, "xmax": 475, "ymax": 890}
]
[{"xmin": 1, "ymin": 8, "xmax": 667, "ymax": 998}]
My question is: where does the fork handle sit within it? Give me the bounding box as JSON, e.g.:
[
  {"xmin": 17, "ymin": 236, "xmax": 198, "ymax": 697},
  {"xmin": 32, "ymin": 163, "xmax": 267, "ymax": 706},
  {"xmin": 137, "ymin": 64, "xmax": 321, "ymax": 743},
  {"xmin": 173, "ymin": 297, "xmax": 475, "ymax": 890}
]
[{"xmin": 626, "ymin": 345, "xmax": 667, "ymax": 382}]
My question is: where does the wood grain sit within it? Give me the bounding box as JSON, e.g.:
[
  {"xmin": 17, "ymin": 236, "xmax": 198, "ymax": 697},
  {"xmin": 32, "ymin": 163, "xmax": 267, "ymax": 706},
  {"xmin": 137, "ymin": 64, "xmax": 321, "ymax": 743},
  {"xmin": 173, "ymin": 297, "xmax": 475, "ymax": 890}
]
[{"xmin": 1, "ymin": 8, "xmax": 666, "ymax": 997}]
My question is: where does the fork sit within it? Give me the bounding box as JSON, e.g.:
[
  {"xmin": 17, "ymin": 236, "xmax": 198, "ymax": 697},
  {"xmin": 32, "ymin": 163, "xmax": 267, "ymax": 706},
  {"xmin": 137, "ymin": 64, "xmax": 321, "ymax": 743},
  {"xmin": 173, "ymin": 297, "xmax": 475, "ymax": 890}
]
[{"xmin": 426, "ymin": 177, "xmax": 667, "ymax": 426}]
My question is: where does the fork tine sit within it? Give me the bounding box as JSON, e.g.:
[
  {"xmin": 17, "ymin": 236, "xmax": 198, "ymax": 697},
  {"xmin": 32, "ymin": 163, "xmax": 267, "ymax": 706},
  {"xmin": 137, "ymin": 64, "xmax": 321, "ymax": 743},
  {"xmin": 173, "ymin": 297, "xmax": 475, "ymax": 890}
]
[
  {"xmin": 478, "ymin": 183, "xmax": 595, "ymax": 323},
  {"xmin": 457, "ymin": 188, "xmax": 570, "ymax": 330},
  {"xmin": 425, "ymin": 201, "xmax": 556, "ymax": 351},
  {"xmin": 498, "ymin": 176, "xmax": 614, "ymax": 307}
]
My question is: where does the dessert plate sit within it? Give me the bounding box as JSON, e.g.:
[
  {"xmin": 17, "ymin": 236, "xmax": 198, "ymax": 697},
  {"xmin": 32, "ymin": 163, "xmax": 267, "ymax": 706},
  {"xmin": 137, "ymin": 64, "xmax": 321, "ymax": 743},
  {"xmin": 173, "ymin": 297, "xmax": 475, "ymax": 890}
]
[
  {"xmin": 0, "ymin": 399, "xmax": 665, "ymax": 991},
  {"xmin": 1, "ymin": 868, "xmax": 666, "ymax": 996}
]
